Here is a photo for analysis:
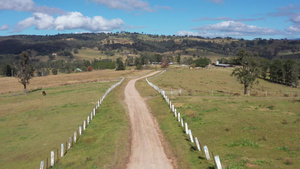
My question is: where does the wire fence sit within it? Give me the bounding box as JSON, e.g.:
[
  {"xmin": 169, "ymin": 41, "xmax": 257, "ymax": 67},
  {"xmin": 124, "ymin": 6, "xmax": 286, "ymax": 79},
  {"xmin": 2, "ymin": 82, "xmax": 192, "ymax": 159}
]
[
  {"xmin": 161, "ymin": 88, "xmax": 299, "ymax": 98},
  {"xmin": 39, "ymin": 78, "xmax": 124, "ymax": 169}
]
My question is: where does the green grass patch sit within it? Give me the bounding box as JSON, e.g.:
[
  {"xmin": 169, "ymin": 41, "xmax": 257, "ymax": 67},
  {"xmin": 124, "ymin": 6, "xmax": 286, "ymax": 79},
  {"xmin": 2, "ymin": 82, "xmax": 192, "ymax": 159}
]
[
  {"xmin": 54, "ymin": 80, "xmax": 130, "ymax": 169},
  {"xmin": 136, "ymin": 78, "xmax": 214, "ymax": 169},
  {"xmin": 226, "ymin": 139, "xmax": 261, "ymax": 148},
  {"xmin": 147, "ymin": 69, "xmax": 300, "ymax": 168},
  {"xmin": 0, "ymin": 80, "xmax": 127, "ymax": 169}
]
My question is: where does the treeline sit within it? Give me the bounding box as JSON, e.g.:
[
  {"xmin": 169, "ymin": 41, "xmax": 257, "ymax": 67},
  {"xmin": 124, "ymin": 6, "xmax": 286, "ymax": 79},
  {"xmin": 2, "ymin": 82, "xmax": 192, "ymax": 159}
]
[
  {"xmin": 1, "ymin": 32, "xmax": 300, "ymax": 61},
  {"xmin": 268, "ymin": 60, "xmax": 299, "ymax": 86},
  {"xmin": 228, "ymin": 52, "xmax": 299, "ymax": 87},
  {"xmin": 0, "ymin": 58, "xmax": 120, "ymax": 76}
]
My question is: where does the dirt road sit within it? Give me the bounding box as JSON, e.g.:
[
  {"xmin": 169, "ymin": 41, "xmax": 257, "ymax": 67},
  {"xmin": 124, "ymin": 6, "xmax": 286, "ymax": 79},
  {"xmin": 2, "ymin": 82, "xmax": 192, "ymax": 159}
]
[{"xmin": 124, "ymin": 72, "xmax": 173, "ymax": 169}]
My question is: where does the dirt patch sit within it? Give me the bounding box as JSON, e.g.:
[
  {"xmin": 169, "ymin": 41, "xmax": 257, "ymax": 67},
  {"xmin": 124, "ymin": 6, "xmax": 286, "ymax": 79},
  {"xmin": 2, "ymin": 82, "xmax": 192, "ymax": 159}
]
[
  {"xmin": 283, "ymin": 112, "xmax": 296, "ymax": 115},
  {"xmin": 174, "ymin": 103, "xmax": 184, "ymax": 107}
]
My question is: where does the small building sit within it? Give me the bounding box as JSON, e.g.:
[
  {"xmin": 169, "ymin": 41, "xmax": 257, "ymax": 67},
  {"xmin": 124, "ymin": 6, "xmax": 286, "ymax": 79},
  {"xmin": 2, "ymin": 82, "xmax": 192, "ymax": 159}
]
[
  {"xmin": 215, "ymin": 61, "xmax": 233, "ymax": 67},
  {"xmin": 74, "ymin": 68, "xmax": 82, "ymax": 72}
]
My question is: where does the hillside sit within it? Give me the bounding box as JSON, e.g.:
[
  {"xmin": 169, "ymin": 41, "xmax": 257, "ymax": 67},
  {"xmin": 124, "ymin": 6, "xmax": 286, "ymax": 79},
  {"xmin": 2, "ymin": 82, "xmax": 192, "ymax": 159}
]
[{"xmin": 1, "ymin": 33, "xmax": 300, "ymax": 63}]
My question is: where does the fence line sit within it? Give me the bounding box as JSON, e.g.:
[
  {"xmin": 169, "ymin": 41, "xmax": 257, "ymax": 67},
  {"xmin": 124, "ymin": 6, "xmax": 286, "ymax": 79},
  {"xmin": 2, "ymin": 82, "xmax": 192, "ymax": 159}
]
[
  {"xmin": 146, "ymin": 78, "xmax": 223, "ymax": 169},
  {"xmin": 161, "ymin": 88, "xmax": 299, "ymax": 98},
  {"xmin": 39, "ymin": 77, "xmax": 125, "ymax": 169},
  {"xmin": 148, "ymin": 70, "xmax": 166, "ymax": 79}
]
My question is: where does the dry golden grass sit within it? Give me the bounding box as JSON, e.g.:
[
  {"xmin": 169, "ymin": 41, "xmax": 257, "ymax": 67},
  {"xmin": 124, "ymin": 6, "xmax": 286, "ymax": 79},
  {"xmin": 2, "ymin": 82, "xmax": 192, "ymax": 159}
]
[
  {"xmin": 0, "ymin": 69, "xmax": 150, "ymax": 94},
  {"xmin": 143, "ymin": 68, "xmax": 300, "ymax": 168},
  {"xmin": 152, "ymin": 67, "xmax": 300, "ymax": 97}
]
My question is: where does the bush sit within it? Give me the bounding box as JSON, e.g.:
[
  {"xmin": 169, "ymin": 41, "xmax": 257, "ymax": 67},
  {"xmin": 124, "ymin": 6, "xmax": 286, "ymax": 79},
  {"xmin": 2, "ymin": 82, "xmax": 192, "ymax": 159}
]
[
  {"xmin": 136, "ymin": 64, "xmax": 143, "ymax": 70},
  {"xmin": 87, "ymin": 66, "xmax": 93, "ymax": 71},
  {"xmin": 193, "ymin": 57, "xmax": 211, "ymax": 67}
]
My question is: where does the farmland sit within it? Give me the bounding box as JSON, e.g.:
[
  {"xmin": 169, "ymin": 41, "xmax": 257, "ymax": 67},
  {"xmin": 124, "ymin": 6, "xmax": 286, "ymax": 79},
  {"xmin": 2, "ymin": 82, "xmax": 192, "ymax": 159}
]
[
  {"xmin": 0, "ymin": 65, "xmax": 299, "ymax": 169},
  {"xmin": 136, "ymin": 68, "xmax": 300, "ymax": 168},
  {"xmin": 0, "ymin": 70, "xmax": 147, "ymax": 169}
]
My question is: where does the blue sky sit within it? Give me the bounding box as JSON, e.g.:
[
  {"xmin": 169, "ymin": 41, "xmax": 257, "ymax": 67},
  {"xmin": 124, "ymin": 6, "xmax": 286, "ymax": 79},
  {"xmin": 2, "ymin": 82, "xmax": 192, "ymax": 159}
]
[{"xmin": 0, "ymin": 0, "xmax": 300, "ymax": 39}]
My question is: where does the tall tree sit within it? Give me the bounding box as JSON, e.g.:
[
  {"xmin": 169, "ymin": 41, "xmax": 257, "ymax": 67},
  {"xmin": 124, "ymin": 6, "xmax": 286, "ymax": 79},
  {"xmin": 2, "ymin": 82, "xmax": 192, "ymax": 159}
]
[
  {"xmin": 176, "ymin": 53, "xmax": 181, "ymax": 64},
  {"xmin": 116, "ymin": 57, "xmax": 125, "ymax": 70},
  {"xmin": 14, "ymin": 51, "xmax": 34, "ymax": 94},
  {"xmin": 283, "ymin": 60, "xmax": 299, "ymax": 87},
  {"xmin": 258, "ymin": 57, "xmax": 270, "ymax": 79},
  {"xmin": 269, "ymin": 60, "xmax": 284, "ymax": 83},
  {"xmin": 231, "ymin": 49, "xmax": 260, "ymax": 94}
]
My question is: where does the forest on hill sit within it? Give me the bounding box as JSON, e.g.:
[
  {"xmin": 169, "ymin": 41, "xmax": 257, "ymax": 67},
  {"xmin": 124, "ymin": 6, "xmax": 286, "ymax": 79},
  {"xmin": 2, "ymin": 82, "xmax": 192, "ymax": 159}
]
[{"xmin": 0, "ymin": 32, "xmax": 299, "ymax": 83}]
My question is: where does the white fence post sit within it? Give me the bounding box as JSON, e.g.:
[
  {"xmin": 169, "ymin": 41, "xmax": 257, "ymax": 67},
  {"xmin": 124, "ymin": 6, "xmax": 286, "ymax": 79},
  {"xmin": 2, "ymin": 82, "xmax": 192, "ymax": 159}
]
[
  {"xmin": 68, "ymin": 137, "xmax": 72, "ymax": 149},
  {"xmin": 87, "ymin": 116, "xmax": 90, "ymax": 125},
  {"xmin": 79, "ymin": 126, "xmax": 82, "ymax": 135},
  {"xmin": 90, "ymin": 112, "xmax": 93, "ymax": 120},
  {"xmin": 195, "ymin": 137, "xmax": 201, "ymax": 151},
  {"xmin": 214, "ymin": 156, "xmax": 222, "ymax": 169},
  {"xmin": 61, "ymin": 143, "xmax": 64, "ymax": 157},
  {"xmin": 185, "ymin": 123, "xmax": 189, "ymax": 134},
  {"xmin": 204, "ymin": 146, "xmax": 211, "ymax": 160},
  {"xmin": 39, "ymin": 161, "xmax": 44, "ymax": 169},
  {"xmin": 83, "ymin": 120, "xmax": 86, "ymax": 130},
  {"xmin": 178, "ymin": 112, "xmax": 180, "ymax": 122},
  {"xmin": 51, "ymin": 151, "xmax": 54, "ymax": 167},
  {"xmin": 181, "ymin": 118, "xmax": 184, "ymax": 127},
  {"xmin": 74, "ymin": 131, "xmax": 77, "ymax": 143},
  {"xmin": 189, "ymin": 129, "xmax": 194, "ymax": 143}
]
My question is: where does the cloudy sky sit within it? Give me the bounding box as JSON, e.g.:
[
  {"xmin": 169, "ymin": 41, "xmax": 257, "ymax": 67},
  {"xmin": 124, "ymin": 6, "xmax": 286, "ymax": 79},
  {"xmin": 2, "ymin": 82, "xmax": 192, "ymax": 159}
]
[{"xmin": 0, "ymin": 0, "xmax": 300, "ymax": 39}]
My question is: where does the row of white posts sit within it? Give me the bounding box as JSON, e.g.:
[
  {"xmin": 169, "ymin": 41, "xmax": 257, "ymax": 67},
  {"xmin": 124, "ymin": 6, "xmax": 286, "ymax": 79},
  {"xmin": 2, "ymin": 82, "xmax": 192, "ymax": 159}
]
[
  {"xmin": 39, "ymin": 78, "xmax": 125, "ymax": 169},
  {"xmin": 146, "ymin": 78, "xmax": 222, "ymax": 169}
]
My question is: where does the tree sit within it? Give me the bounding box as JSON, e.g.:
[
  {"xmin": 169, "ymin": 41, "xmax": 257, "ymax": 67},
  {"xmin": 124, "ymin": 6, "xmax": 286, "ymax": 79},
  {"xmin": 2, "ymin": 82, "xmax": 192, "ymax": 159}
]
[
  {"xmin": 193, "ymin": 57, "xmax": 211, "ymax": 67},
  {"xmin": 14, "ymin": 51, "xmax": 34, "ymax": 94},
  {"xmin": 176, "ymin": 53, "xmax": 181, "ymax": 64},
  {"xmin": 231, "ymin": 49, "xmax": 260, "ymax": 95},
  {"xmin": 52, "ymin": 68, "xmax": 58, "ymax": 75},
  {"xmin": 87, "ymin": 66, "xmax": 93, "ymax": 71},
  {"xmin": 73, "ymin": 48, "xmax": 79, "ymax": 54},
  {"xmin": 258, "ymin": 57, "xmax": 269, "ymax": 79},
  {"xmin": 116, "ymin": 57, "xmax": 125, "ymax": 70},
  {"xmin": 161, "ymin": 56, "xmax": 169, "ymax": 68},
  {"xmin": 269, "ymin": 60, "xmax": 284, "ymax": 83},
  {"xmin": 283, "ymin": 60, "xmax": 299, "ymax": 87}
]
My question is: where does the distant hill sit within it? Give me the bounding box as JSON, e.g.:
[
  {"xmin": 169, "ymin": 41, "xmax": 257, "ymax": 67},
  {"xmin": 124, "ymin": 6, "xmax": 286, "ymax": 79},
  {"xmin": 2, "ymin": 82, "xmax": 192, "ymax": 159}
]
[{"xmin": 0, "ymin": 32, "xmax": 299, "ymax": 64}]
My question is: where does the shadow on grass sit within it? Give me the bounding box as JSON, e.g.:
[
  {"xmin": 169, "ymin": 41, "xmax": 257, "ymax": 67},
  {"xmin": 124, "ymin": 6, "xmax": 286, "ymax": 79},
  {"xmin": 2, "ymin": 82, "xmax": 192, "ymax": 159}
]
[{"xmin": 29, "ymin": 88, "xmax": 43, "ymax": 93}]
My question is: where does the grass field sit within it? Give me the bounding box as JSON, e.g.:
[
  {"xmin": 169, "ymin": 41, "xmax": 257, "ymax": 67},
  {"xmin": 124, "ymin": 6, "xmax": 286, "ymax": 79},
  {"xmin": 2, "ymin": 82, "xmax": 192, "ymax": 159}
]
[
  {"xmin": 150, "ymin": 68, "xmax": 299, "ymax": 97},
  {"xmin": 0, "ymin": 81, "xmax": 117, "ymax": 169},
  {"xmin": 136, "ymin": 79, "xmax": 215, "ymax": 169},
  {"xmin": 53, "ymin": 79, "xmax": 130, "ymax": 169},
  {"xmin": 143, "ymin": 68, "xmax": 300, "ymax": 168},
  {"xmin": 0, "ymin": 70, "xmax": 146, "ymax": 169},
  {"xmin": 74, "ymin": 48, "xmax": 128, "ymax": 61},
  {"xmin": 0, "ymin": 69, "xmax": 149, "ymax": 94}
]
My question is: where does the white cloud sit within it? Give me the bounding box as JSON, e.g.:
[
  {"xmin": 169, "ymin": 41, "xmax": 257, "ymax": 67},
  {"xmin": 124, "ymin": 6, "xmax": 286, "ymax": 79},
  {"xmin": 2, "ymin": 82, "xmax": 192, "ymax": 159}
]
[
  {"xmin": 0, "ymin": 0, "xmax": 64, "ymax": 14},
  {"xmin": 0, "ymin": 24, "xmax": 9, "ymax": 31},
  {"xmin": 192, "ymin": 17, "xmax": 264, "ymax": 22},
  {"xmin": 14, "ymin": 12, "xmax": 125, "ymax": 32},
  {"xmin": 90, "ymin": 0, "xmax": 155, "ymax": 12},
  {"xmin": 177, "ymin": 31, "xmax": 201, "ymax": 36},
  {"xmin": 286, "ymin": 24, "xmax": 300, "ymax": 32},
  {"xmin": 0, "ymin": 0, "xmax": 34, "ymax": 11},
  {"xmin": 192, "ymin": 21, "xmax": 281, "ymax": 36},
  {"xmin": 285, "ymin": 13, "xmax": 300, "ymax": 33},
  {"xmin": 290, "ymin": 13, "xmax": 300, "ymax": 23}
]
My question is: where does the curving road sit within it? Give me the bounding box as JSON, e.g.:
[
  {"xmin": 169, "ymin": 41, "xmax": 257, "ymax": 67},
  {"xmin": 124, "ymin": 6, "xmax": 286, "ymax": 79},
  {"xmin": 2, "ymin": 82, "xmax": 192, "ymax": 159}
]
[{"xmin": 124, "ymin": 72, "xmax": 173, "ymax": 169}]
